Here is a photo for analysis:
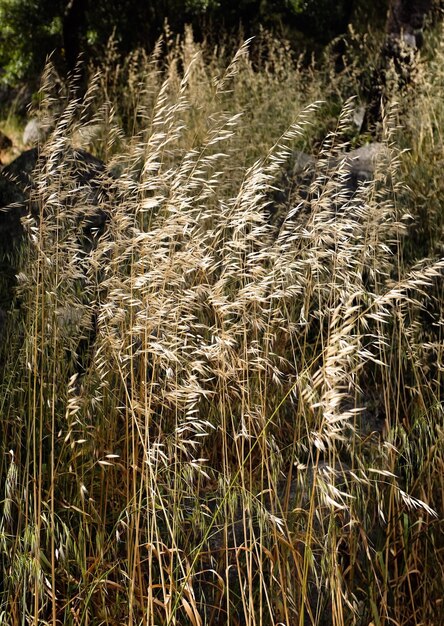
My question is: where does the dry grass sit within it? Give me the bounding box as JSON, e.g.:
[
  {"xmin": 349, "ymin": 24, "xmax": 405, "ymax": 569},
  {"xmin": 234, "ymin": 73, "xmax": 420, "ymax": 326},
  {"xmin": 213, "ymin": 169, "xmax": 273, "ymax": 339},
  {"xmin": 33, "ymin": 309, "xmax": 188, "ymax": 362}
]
[{"xmin": 0, "ymin": 29, "xmax": 443, "ymax": 626}]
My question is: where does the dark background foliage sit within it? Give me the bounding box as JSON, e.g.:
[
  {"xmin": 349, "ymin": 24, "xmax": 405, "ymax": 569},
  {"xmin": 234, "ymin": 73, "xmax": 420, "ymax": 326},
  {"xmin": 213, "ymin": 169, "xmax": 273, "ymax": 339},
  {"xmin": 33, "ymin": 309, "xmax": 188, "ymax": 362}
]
[{"xmin": 0, "ymin": 0, "xmax": 391, "ymax": 86}]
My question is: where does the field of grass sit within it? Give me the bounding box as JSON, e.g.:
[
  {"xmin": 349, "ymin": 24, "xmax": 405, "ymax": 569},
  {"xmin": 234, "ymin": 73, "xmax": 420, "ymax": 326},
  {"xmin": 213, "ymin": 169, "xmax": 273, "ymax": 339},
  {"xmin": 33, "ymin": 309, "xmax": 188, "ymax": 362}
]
[{"xmin": 0, "ymin": 27, "xmax": 443, "ymax": 626}]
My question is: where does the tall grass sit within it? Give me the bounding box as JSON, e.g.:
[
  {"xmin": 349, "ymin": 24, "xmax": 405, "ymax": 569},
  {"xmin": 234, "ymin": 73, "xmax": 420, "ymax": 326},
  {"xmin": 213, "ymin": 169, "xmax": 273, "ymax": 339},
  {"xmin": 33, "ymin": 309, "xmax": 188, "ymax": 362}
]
[{"xmin": 0, "ymin": 29, "xmax": 443, "ymax": 626}]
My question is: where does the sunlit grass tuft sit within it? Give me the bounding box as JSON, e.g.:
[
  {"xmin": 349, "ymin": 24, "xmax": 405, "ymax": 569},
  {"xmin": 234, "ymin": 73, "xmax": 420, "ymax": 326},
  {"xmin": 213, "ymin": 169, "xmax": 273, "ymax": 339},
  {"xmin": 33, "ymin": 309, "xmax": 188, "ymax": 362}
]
[{"xmin": 0, "ymin": 29, "xmax": 443, "ymax": 626}]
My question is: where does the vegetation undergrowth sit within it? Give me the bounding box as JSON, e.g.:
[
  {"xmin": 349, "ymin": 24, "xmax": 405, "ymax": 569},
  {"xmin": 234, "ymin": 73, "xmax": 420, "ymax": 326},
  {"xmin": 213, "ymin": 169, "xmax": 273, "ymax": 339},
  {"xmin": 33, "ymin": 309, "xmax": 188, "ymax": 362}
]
[{"xmin": 0, "ymin": 29, "xmax": 443, "ymax": 626}]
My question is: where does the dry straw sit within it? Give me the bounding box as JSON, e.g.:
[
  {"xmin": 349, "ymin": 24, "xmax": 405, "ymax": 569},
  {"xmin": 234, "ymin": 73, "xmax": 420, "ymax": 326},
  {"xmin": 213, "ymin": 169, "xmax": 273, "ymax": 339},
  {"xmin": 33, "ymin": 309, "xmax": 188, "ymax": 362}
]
[{"xmin": 0, "ymin": 28, "xmax": 443, "ymax": 626}]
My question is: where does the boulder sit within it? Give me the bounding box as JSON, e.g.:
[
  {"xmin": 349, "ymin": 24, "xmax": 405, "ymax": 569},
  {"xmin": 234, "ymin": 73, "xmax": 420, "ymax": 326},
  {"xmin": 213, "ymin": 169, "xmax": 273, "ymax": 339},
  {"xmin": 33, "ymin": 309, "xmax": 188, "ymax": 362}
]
[
  {"xmin": 22, "ymin": 118, "xmax": 46, "ymax": 146},
  {"xmin": 288, "ymin": 142, "xmax": 388, "ymax": 189},
  {"xmin": 1, "ymin": 147, "xmax": 108, "ymax": 222},
  {"xmin": 270, "ymin": 142, "xmax": 390, "ymax": 230},
  {"xmin": 40, "ymin": 147, "xmax": 110, "ymax": 234},
  {"xmin": 343, "ymin": 142, "xmax": 389, "ymax": 190},
  {"xmin": 352, "ymin": 105, "xmax": 366, "ymax": 133},
  {"xmin": 2, "ymin": 148, "xmax": 38, "ymax": 188},
  {"xmin": 0, "ymin": 148, "xmax": 40, "ymax": 242},
  {"xmin": 0, "ymin": 160, "xmax": 29, "ymax": 241},
  {"xmin": 0, "ymin": 146, "xmax": 111, "ymax": 331},
  {"xmin": 0, "ymin": 172, "xmax": 27, "ymax": 326},
  {"xmin": 0, "ymin": 147, "xmax": 112, "ymax": 251},
  {"xmin": 291, "ymin": 150, "xmax": 316, "ymax": 176}
]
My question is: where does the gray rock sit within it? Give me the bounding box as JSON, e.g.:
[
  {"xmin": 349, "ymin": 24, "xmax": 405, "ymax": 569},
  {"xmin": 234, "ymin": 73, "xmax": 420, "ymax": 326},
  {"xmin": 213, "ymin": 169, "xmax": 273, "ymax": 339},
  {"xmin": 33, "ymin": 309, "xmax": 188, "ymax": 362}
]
[
  {"xmin": 0, "ymin": 148, "xmax": 39, "ymax": 240},
  {"xmin": 352, "ymin": 105, "xmax": 366, "ymax": 132},
  {"xmin": 0, "ymin": 148, "xmax": 112, "ymax": 245},
  {"xmin": 0, "ymin": 171, "xmax": 27, "ymax": 334},
  {"xmin": 72, "ymin": 123, "xmax": 102, "ymax": 149},
  {"xmin": 291, "ymin": 142, "xmax": 389, "ymax": 203},
  {"xmin": 294, "ymin": 142, "xmax": 388, "ymax": 185},
  {"xmin": 0, "ymin": 153, "xmax": 30, "ymax": 241},
  {"xmin": 2, "ymin": 148, "xmax": 38, "ymax": 189},
  {"xmin": 291, "ymin": 150, "xmax": 316, "ymax": 176},
  {"xmin": 344, "ymin": 142, "xmax": 389, "ymax": 187},
  {"xmin": 0, "ymin": 147, "xmax": 111, "ymax": 332},
  {"xmin": 271, "ymin": 142, "xmax": 388, "ymax": 228},
  {"xmin": 402, "ymin": 31, "xmax": 417, "ymax": 49},
  {"xmin": 23, "ymin": 118, "xmax": 46, "ymax": 146},
  {"xmin": 1, "ymin": 146, "xmax": 107, "ymax": 209}
]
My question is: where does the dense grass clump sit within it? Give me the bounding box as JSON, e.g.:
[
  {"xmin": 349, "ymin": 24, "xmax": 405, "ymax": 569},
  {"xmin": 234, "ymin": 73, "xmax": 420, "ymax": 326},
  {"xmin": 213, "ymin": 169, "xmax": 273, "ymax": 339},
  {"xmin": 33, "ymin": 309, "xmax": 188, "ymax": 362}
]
[{"xmin": 0, "ymin": 30, "xmax": 443, "ymax": 626}]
